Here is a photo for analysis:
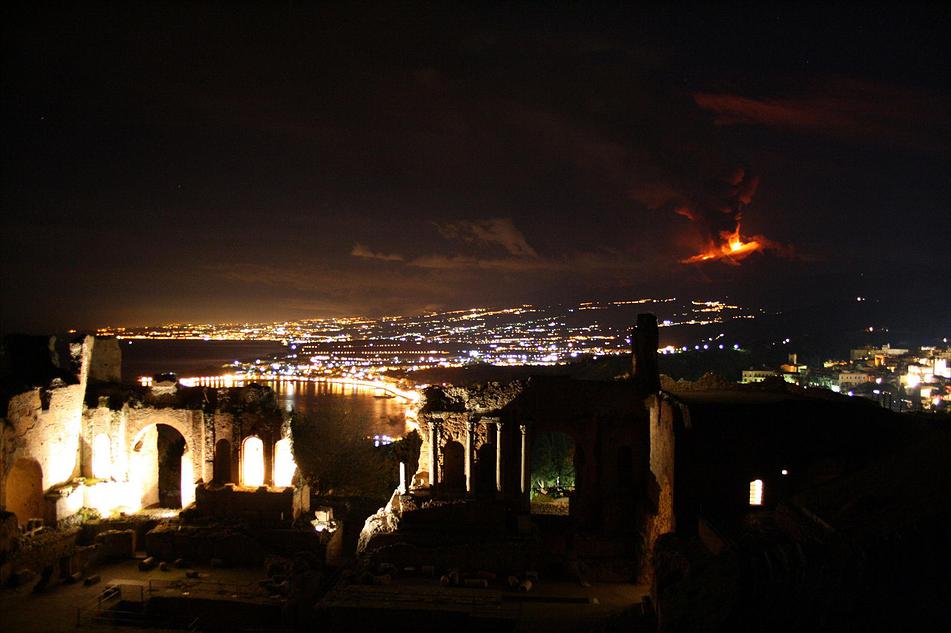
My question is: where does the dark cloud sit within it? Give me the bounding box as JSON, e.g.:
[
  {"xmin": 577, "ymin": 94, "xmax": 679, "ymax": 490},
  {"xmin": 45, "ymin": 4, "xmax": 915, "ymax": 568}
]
[
  {"xmin": 436, "ymin": 218, "xmax": 539, "ymax": 258},
  {"xmin": 351, "ymin": 243, "xmax": 404, "ymax": 262},
  {"xmin": 694, "ymin": 80, "xmax": 950, "ymax": 151},
  {"xmin": 0, "ymin": 4, "xmax": 947, "ymax": 331}
]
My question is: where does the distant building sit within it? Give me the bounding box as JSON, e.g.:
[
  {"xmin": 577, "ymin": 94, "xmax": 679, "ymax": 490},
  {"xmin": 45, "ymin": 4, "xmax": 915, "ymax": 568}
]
[
  {"xmin": 851, "ymin": 344, "xmax": 909, "ymax": 363},
  {"xmin": 838, "ymin": 371, "xmax": 870, "ymax": 389},
  {"xmin": 740, "ymin": 369, "xmax": 777, "ymax": 384}
]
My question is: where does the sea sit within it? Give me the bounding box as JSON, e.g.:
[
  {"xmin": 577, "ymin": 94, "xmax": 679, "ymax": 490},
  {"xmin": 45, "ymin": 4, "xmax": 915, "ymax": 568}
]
[{"xmin": 120, "ymin": 339, "xmax": 408, "ymax": 437}]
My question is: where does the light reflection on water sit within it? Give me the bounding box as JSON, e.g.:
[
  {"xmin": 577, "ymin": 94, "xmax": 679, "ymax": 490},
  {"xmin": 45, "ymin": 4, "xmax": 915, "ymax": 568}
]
[{"xmin": 246, "ymin": 379, "xmax": 410, "ymax": 437}]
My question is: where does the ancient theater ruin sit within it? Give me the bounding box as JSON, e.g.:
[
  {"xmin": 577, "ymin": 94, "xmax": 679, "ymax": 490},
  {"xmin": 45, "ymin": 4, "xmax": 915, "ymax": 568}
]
[
  {"xmin": 2, "ymin": 321, "xmax": 947, "ymax": 632},
  {"xmin": 350, "ymin": 314, "xmax": 949, "ymax": 632},
  {"xmin": 356, "ymin": 315, "xmax": 659, "ymax": 580}
]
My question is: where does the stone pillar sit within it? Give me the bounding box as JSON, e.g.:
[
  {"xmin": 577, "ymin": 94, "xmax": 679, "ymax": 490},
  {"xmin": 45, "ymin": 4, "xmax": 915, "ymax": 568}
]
[
  {"xmin": 519, "ymin": 423, "xmax": 528, "ymax": 496},
  {"xmin": 201, "ymin": 412, "xmax": 216, "ymax": 484},
  {"xmin": 264, "ymin": 435, "xmax": 275, "ymax": 486},
  {"xmin": 429, "ymin": 420, "xmax": 440, "ymax": 489},
  {"xmin": 465, "ymin": 420, "xmax": 475, "ymax": 494},
  {"xmin": 632, "ymin": 313, "xmax": 661, "ymax": 396},
  {"xmin": 495, "ymin": 421, "xmax": 504, "ymax": 494}
]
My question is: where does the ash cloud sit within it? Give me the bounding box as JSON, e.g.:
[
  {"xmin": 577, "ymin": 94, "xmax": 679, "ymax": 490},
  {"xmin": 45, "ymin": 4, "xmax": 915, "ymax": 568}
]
[
  {"xmin": 632, "ymin": 159, "xmax": 762, "ymax": 247},
  {"xmin": 694, "ymin": 79, "xmax": 950, "ymax": 152}
]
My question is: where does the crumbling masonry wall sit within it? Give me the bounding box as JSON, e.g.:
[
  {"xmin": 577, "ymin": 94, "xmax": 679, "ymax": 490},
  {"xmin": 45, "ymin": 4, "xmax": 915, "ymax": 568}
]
[
  {"xmin": 2, "ymin": 336, "xmax": 287, "ymax": 527},
  {"xmin": 416, "ymin": 381, "xmax": 525, "ymax": 496},
  {"xmin": 0, "ymin": 336, "xmax": 104, "ymax": 525}
]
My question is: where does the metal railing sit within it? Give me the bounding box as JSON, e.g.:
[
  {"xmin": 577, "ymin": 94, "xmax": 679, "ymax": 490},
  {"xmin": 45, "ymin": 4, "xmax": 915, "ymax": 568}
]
[{"xmin": 75, "ymin": 582, "xmax": 200, "ymax": 630}]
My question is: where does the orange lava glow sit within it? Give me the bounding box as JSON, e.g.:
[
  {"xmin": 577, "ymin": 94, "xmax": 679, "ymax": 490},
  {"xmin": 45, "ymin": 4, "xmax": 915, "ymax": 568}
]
[{"xmin": 682, "ymin": 224, "xmax": 763, "ymax": 264}]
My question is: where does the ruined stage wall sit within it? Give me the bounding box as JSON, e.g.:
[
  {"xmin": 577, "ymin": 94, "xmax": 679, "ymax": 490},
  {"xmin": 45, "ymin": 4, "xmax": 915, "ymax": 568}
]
[{"xmin": 2, "ymin": 336, "xmax": 287, "ymax": 527}]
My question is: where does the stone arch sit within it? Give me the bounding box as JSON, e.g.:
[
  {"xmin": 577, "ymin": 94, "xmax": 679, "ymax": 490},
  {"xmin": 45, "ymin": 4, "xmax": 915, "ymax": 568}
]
[
  {"xmin": 273, "ymin": 437, "xmax": 296, "ymax": 488},
  {"xmin": 6, "ymin": 458, "xmax": 44, "ymax": 527},
  {"xmin": 241, "ymin": 435, "xmax": 265, "ymax": 487},
  {"xmin": 126, "ymin": 414, "xmax": 192, "ymax": 457},
  {"xmin": 213, "ymin": 439, "xmax": 233, "ymax": 484},
  {"xmin": 130, "ymin": 423, "xmax": 191, "ymax": 509},
  {"xmin": 442, "ymin": 440, "xmax": 466, "ymax": 492}
]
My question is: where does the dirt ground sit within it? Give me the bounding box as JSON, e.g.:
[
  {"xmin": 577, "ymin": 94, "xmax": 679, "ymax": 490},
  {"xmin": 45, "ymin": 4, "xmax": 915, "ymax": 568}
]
[{"xmin": 0, "ymin": 558, "xmax": 268, "ymax": 633}]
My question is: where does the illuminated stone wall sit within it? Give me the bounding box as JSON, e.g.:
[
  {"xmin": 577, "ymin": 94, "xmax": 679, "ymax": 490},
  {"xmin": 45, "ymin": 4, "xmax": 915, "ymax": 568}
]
[
  {"xmin": 0, "ymin": 336, "xmax": 99, "ymax": 524},
  {"xmin": 3, "ymin": 385, "xmax": 85, "ymax": 493}
]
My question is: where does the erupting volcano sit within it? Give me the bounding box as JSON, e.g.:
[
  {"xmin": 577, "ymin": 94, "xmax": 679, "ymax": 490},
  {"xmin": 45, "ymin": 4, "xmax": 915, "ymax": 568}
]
[
  {"xmin": 682, "ymin": 222, "xmax": 763, "ymax": 264},
  {"xmin": 667, "ymin": 167, "xmax": 789, "ymax": 265}
]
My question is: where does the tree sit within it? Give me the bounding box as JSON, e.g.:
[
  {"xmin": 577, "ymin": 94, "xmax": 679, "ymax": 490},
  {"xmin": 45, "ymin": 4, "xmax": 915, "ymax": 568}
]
[
  {"xmin": 290, "ymin": 407, "xmax": 421, "ymax": 500},
  {"xmin": 531, "ymin": 431, "xmax": 575, "ymax": 494}
]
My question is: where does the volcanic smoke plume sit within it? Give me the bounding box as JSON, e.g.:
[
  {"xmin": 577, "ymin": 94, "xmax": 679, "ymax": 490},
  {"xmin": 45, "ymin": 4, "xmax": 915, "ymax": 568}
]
[{"xmin": 664, "ymin": 167, "xmax": 786, "ymax": 265}]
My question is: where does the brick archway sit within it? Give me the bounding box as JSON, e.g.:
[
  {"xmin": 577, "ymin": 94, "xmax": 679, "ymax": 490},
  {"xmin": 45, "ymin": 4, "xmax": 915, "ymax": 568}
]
[{"xmin": 129, "ymin": 423, "xmax": 192, "ymax": 509}]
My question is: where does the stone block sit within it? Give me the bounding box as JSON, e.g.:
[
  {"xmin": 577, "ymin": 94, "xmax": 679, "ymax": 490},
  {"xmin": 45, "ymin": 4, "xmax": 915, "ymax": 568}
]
[{"xmin": 94, "ymin": 529, "xmax": 134, "ymax": 560}]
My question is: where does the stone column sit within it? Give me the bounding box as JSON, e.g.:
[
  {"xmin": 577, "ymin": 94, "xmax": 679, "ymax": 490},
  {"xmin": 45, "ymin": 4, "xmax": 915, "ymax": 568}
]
[
  {"xmin": 264, "ymin": 435, "xmax": 275, "ymax": 486},
  {"xmin": 495, "ymin": 421, "xmax": 504, "ymax": 493},
  {"xmin": 465, "ymin": 420, "xmax": 475, "ymax": 494},
  {"xmin": 202, "ymin": 413, "xmax": 216, "ymax": 484},
  {"xmin": 519, "ymin": 423, "xmax": 528, "ymax": 496},
  {"xmin": 429, "ymin": 420, "xmax": 440, "ymax": 489}
]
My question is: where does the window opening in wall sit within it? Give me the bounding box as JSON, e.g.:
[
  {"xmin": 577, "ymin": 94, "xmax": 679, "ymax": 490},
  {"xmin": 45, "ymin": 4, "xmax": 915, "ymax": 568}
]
[
  {"xmin": 749, "ymin": 479, "xmax": 764, "ymax": 506},
  {"xmin": 530, "ymin": 431, "xmax": 575, "ymax": 515}
]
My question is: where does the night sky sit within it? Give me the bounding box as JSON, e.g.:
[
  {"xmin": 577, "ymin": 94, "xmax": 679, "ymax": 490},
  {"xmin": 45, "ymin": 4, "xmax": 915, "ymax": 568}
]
[{"xmin": 2, "ymin": 3, "xmax": 948, "ymax": 335}]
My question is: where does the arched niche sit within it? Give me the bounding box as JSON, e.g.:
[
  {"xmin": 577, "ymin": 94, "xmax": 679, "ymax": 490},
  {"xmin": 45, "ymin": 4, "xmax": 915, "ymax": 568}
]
[
  {"xmin": 442, "ymin": 440, "xmax": 466, "ymax": 492},
  {"xmin": 241, "ymin": 436, "xmax": 265, "ymax": 487},
  {"xmin": 213, "ymin": 438, "xmax": 233, "ymax": 484},
  {"xmin": 6, "ymin": 458, "xmax": 44, "ymax": 526}
]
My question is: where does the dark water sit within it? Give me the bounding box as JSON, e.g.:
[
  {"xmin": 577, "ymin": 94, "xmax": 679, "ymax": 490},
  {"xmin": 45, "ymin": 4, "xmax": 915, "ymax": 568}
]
[
  {"xmin": 250, "ymin": 379, "xmax": 409, "ymax": 437},
  {"xmin": 120, "ymin": 340, "xmax": 286, "ymax": 383}
]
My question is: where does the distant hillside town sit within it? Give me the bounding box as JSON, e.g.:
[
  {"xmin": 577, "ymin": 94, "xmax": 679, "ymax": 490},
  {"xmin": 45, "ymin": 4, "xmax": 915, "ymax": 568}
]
[{"xmin": 740, "ymin": 344, "xmax": 951, "ymax": 413}]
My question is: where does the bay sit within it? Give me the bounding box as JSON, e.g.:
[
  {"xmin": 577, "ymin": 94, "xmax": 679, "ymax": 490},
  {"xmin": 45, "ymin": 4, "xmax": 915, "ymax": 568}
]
[{"xmin": 120, "ymin": 339, "xmax": 410, "ymax": 438}]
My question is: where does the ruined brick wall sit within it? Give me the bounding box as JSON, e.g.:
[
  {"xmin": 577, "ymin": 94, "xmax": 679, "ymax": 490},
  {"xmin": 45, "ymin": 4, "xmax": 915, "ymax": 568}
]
[
  {"xmin": 1, "ymin": 336, "xmax": 97, "ymax": 525},
  {"xmin": 642, "ymin": 394, "xmax": 676, "ymax": 581}
]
